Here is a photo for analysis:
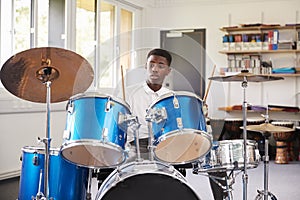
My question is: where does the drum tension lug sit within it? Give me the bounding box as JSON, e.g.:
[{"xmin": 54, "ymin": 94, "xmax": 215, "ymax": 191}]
[{"xmin": 105, "ymin": 97, "xmax": 112, "ymax": 112}]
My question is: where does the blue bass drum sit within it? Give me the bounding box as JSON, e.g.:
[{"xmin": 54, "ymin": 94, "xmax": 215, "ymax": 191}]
[
  {"xmin": 18, "ymin": 146, "xmax": 88, "ymax": 200},
  {"xmin": 147, "ymin": 91, "xmax": 212, "ymax": 164},
  {"xmin": 61, "ymin": 92, "xmax": 131, "ymax": 168}
]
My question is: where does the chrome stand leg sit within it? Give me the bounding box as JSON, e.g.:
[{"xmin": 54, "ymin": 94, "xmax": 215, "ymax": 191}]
[
  {"xmin": 255, "ymin": 135, "xmax": 277, "ymax": 200},
  {"xmin": 86, "ymin": 169, "xmax": 93, "ymax": 200}
]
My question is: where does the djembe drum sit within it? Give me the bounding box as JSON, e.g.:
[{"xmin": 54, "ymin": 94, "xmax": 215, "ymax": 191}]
[
  {"xmin": 296, "ymin": 126, "xmax": 300, "ymax": 161},
  {"xmin": 223, "ymin": 118, "xmax": 243, "ymax": 140},
  {"xmin": 209, "ymin": 118, "xmax": 225, "ymax": 141},
  {"xmin": 271, "ymin": 121, "xmax": 295, "ymax": 164},
  {"xmin": 247, "ymin": 117, "xmax": 265, "ymax": 140}
]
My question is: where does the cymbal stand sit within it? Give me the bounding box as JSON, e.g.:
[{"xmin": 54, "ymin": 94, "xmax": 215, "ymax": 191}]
[
  {"xmin": 35, "ymin": 169, "xmax": 45, "ymax": 199},
  {"xmin": 255, "ymin": 112, "xmax": 277, "ymax": 200},
  {"xmin": 33, "ymin": 80, "xmax": 52, "ymax": 200},
  {"xmin": 241, "ymin": 76, "xmax": 249, "ymax": 200},
  {"xmin": 35, "ymin": 64, "xmax": 59, "ymax": 200},
  {"xmin": 254, "ymin": 132, "xmax": 277, "ymax": 200}
]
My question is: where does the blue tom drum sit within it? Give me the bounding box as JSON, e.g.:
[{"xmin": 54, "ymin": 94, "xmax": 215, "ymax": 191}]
[
  {"xmin": 146, "ymin": 91, "xmax": 212, "ymax": 164},
  {"xmin": 61, "ymin": 92, "xmax": 132, "ymax": 168}
]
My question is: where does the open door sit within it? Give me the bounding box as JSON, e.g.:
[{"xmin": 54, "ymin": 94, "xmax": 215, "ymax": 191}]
[{"xmin": 160, "ymin": 29, "xmax": 206, "ymax": 98}]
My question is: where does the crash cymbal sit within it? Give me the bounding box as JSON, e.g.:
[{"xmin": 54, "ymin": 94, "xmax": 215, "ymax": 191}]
[
  {"xmin": 209, "ymin": 70, "xmax": 284, "ymax": 82},
  {"xmin": 244, "ymin": 123, "xmax": 294, "ymax": 133},
  {"xmin": 0, "ymin": 47, "xmax": 94, "ymax": 103}
]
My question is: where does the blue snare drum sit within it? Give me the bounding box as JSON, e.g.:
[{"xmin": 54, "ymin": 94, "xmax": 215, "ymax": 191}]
[
  {"xmin": 18, "ymin": 146, "xmax": 88, "ymax": 200},
  {"xmin": 146, "ymin": 91, "xmax": 211, "ymax": 164},
  {"xmin": 61, "ymin": 92, "xmax": 131, "ymax": 168}
]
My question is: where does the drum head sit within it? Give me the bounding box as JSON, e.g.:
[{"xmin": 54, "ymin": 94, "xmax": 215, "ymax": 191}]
[
  {"xmin": 154, "ymin": 130, "xmax": 212, "ymax": 164},
  {"xmin": 61, "ymin": 140, "xmax": 126, "ymax": 168},
  {"xmin": 97, "ymin": 161, "xmax": 200, "ymax": 200}
]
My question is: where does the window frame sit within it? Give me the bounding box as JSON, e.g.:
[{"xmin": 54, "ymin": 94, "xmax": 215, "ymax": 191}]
[{"xmin": 0, "ymin": 0, "xmax": 141, "ymax": 112}]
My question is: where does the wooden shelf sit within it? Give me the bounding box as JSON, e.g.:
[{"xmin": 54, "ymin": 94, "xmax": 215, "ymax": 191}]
[
  {"xmin": 270, "ymin": 73, "xmax": 300, "ymax": 77},
  {"xmin": 219, "ymin": 73, "xmax": 300, "ymax": 77},
  {"xmin": 220, "ymin": 25, "xmax": 300, "ymax": 32},
  {"xmin": 219, "ymin": 49, "xmax": 300, "ymax": 54},
  {"xmin": 218, "ymin": 107, "xmax": 300, "ymax": 113}
]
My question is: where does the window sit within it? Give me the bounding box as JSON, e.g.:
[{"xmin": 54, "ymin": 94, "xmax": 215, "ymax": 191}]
[
  {"xmin": 0, "ymin": 0, "xmax": 49, "ymax": 65},
  {"xmin": 120, "ymin": 8, "xmax": 133, "ymax": 76},
  {"xmin": 1, "ymin": 0, "xmax": 137, "ymax": 91},
  {"xmin": 13, "ymin": 0, "xmax": 31, "ymax": 52},
  {"xmin": 98, "ymin": 2, "xmax": 134, "ymax": 88},
  {"xmin": 13, "ymin": 0, "xmax": 48, "ymax": 52},
  {"xmin": 76, "ymin": 0, "xmax": 96, "ymax": 62},
  {"xmin": 98, "ymin": 1, "xmax": 116, "ymax": 88},
  {"xmin": 74, "ymin": 0, "xmax": 135, "ymax": 89}
]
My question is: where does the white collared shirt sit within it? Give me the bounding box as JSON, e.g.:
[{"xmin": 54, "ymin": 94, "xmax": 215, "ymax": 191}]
[{"xmin": 125, "ymin": 81, "xmax": 172, "ymax": 141}]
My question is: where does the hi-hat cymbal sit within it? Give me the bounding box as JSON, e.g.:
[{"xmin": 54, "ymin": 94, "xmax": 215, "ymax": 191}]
[
  {"xmin": 209, "ymin": 71, "xmax": 284, "ymax": 82},
  {"xmin": 0, "ymin": 47, "xmax": 94, "ymax": 103},
  {"xmin": 244, "ymin": 123, "xmax": 294, "ymax": 133}
]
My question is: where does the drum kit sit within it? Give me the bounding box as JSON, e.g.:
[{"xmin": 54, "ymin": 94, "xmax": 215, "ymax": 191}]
[{"xmin": 0, "ymin": 47, "xmax": 295, "ymax": 200}]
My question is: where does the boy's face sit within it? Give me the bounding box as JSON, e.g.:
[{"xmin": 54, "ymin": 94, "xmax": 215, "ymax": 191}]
[{"xmin": 145, "ymin": 55, "xmax": 171, "ymax": 85}]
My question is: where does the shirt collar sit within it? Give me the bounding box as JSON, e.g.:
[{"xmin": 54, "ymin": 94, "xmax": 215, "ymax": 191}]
[{"xmin": 142, "ymin": 81, "xmax": 170, "ymax": 96}]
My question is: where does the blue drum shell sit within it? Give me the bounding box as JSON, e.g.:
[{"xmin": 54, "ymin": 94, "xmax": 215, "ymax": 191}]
[
  {"xmin": 65, "ymin": 95, "xmax": 131, "ymax": 149},
  {"xmin": 149, "ymin": 92, "xmax": 207, "ymax": 141},
  {"xmin": 18, "ymin": 146, "xmax": 88, "ymax": 200}
]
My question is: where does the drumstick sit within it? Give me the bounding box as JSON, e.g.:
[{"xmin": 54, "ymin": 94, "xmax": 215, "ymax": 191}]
[
  {"xmin": 121, "ymin": 65, "xmax": 126, "ymax": 101},
  {"xmin": 203, "ymin": 65, "xmax": 216, "ymax": 103}
]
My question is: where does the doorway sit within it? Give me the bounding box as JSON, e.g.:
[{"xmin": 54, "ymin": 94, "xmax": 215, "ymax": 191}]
[{"xmin": 160, "ymin": 29, "xmax": 206, "ymax": 98}]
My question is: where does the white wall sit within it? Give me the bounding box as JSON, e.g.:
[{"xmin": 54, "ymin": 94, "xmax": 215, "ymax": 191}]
[
  {"xmin": 142, "ymin": 0, "xmax": 299, "ymax": 65},
  {"xmin": 0, "ymin": 110, "xmax": 66, "ymax": 179}
]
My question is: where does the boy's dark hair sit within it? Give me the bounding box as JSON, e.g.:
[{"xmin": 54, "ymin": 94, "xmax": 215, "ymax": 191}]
[{"xmin": 147, "ymin": 48, "xmax": 172, "ymax": 66}]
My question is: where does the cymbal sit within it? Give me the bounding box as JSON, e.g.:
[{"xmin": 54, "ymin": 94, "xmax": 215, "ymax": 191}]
[
  {"xmin": 209, "ymin": 71, "xmax": 284, "ymax": 82},
  {"xmin": 0, "ymin": 47, "xmax": 94, "ymax": 103},
  {"xmin": 244, "ymin": 123, "xmax": 294, "ymax": 133}
]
